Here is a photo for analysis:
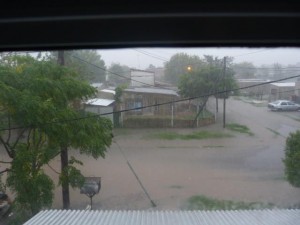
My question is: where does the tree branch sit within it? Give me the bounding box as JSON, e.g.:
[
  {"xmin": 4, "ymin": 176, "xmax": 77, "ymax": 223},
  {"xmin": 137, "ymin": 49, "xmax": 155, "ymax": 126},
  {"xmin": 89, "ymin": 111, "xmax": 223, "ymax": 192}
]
[
  {"xmin": 12, "ymin": 128, "xmax": 27, "ymax": 150},
  {"xmin": 0, "ymin": 135, "xmax": 12, "ymax": 158},
  {"xmin": 192, "ymin": 97, "xmax": 209, "ymax": 127},
  {"xmin": 0, "ymin": 168, "xmax": 10, "ymax": 175},
  {"xmin": 26, "ymin": 128, "xmax": 33, "ymax": 150},
  {"xmin": 47, "ymin": 163, "xmax": 60, "ymax": 174},
  {"xmin": 6, "ymin": 115, "xmax": 11, "ymax": 143},
  {"xmin": 0, "ymin": 160, "xmax": 12, "ymax": 164}
]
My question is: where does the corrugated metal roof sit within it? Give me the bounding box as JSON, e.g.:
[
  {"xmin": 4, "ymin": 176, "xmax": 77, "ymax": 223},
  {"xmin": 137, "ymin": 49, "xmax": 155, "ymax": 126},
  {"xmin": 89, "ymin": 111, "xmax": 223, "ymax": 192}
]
[
  {"xmin": 238, "ymin": 79, "xmax": 270, "ymax": 82},
  {"xmin": 85, "ymin": 98, "xmax": 115, "ymax": 106},
  {"xmin": 271, "ymin": 82, "xmax": 295, "ymax": 87},
  {"xmin": 24, "ymin": 209, "xmax": 300, "ymax": 225},
  {"xmin": 100, "ymin": 89, "xmax": 116, "ymax": 95},
  {"xmin": 91, "ymin": 83, "xmax": 103, "ymax": 88},
  {"xmin": 125, "ymin": 87, "xmax": 178, "ymax": 96}
]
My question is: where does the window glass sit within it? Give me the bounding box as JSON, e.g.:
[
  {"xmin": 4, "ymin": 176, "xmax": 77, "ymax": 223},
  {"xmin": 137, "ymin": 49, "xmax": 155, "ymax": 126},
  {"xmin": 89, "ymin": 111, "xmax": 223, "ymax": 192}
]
[{"xmin": 1, "ymin": 48, "xmax": 300, "ymax": 218}]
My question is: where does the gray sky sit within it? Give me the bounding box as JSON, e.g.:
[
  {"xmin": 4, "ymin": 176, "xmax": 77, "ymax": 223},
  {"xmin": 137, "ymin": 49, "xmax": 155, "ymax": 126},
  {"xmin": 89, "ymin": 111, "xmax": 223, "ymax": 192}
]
[{"xmin": 98, "ymin": 47, "xmax": 300, "ymax": 69}]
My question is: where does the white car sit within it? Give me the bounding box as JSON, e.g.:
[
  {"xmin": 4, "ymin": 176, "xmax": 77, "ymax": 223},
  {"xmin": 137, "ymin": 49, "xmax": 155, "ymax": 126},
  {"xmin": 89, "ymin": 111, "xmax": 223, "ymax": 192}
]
[{"xmin": 268, "ymin": 100, "xmax": 300, "ymax": 111}]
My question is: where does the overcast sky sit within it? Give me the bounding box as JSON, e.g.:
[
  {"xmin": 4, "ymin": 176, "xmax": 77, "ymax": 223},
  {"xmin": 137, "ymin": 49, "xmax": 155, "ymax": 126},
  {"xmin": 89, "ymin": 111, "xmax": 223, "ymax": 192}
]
[{"xmin": 98, "ymin": 47, "xmax": 300, "ymax": 69}]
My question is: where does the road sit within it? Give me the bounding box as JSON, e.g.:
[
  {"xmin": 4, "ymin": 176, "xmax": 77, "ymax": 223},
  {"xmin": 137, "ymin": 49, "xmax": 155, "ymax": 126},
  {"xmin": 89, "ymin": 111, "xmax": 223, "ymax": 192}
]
[{"xmin": 2, "ymin": 98, "xmax": 300, "ymax": 211}]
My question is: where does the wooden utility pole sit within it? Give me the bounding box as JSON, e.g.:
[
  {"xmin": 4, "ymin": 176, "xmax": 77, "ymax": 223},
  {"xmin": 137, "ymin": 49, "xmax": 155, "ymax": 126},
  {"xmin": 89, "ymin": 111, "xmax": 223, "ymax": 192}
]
[
  {"xmin": 58, "ymin": 50, "xmax": 70, "ymax": 209},
  {"xmin": 223, "ymin": 57, "xmax": 227, "ymax": 128}
]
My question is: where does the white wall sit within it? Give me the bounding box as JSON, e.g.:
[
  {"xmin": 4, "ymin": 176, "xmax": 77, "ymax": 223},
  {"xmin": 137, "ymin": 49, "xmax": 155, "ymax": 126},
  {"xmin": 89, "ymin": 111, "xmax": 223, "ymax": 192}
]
[{"xmin": 130, "ymin": 70, "xmax": 154, "ymax": 87}]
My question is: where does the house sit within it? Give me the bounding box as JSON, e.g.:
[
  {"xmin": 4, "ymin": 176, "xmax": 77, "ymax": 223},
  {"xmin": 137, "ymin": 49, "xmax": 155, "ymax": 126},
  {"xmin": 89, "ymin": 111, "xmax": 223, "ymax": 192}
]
[
  {"xmin": 269, "ymin": 82, "xmax": 296, "ymax": 102},
  {"xmin": 96, "ymin": 88, "xmax": 116, "ymax": 100},
  {"xmin": 237, "ymin": 79, "xmax": 271, "ymax": 99},
  {"xmin": 130, "ymin": 69, "xmax": 155, "ymax": 87},
  {"xmin": 84, "ymin": 98, "xmax": 115, "ymax": 123},
  {"xmin": 121, "ymin": 87, "xmax": 179, "ymax": 116}
]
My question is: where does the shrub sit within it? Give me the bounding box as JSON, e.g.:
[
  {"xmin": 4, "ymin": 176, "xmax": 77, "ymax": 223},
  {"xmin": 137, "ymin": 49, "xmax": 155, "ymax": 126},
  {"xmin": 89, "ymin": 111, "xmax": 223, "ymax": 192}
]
[{"xmin": 283, "ymin": 130, "xmax": 300, "ymax": 187}]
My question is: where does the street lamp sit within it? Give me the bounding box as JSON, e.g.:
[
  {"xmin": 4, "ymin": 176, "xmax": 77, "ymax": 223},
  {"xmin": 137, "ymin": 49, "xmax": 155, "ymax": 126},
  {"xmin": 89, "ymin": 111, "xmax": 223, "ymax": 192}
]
[
  {"xmin": 187, "ymin": 66, "xmax": 192, "ymax": 71},
  {"xmin": 80, "ymin": 177, "xmax": 101, "ymax": 210}
]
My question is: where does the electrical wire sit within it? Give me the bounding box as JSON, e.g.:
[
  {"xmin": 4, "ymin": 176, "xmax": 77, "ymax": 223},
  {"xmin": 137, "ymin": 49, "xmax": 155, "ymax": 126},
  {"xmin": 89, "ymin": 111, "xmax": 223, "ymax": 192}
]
[
  {"xmin": 1, "ymin": 74, "xmax": 300, "ymax": 132},
  {"xmin": 114, "ymin": 140, "xmax": 156, "ymax": 208},
  {"xmin": 231, "ymin": 49, "xmax": 270, "ymax": 57},
  {"xmin": 133, "ymin": 49, "xmax": 168, "ymax": 62},
  {"xmin": 70, "ymin": 53, "xmax": 175, "ymax": 90}
]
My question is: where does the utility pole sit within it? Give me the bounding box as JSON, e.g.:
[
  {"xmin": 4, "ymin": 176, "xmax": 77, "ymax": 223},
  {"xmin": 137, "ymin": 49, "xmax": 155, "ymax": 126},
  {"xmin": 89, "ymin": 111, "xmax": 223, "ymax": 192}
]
[
  {"xmin": 58, "ymin": 50, "xmax": 70, "ymax": 209},
  {"xmin": 223, "ymin": 57, "xmax": 226, "ymax": 128}
]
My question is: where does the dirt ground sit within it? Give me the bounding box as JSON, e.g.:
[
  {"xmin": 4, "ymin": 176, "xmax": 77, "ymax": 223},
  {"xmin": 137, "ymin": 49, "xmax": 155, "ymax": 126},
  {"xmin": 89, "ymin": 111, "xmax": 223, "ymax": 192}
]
[{"xmin": 2, "ymin": 98, "xmax": 300, "ymax": 211}]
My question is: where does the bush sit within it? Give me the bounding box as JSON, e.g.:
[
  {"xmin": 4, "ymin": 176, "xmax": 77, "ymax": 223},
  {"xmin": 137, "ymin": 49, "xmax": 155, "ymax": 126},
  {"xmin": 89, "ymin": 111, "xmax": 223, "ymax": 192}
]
[{"xmin": 283, "ymin": 130, "xmax": 300, "ymax": 187}]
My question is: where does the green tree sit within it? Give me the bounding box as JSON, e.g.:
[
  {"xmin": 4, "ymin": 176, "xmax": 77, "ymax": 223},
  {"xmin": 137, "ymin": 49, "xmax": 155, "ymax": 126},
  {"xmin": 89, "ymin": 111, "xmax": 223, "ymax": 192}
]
[
  {"xmin": 0, "ymin": 55, "xmax": 112, "ymax": 220},
  {"xmin": 49, "ymin": 50, "xmax": 106, "ymax": 83},
  {"xmin": 283, "ymin": 130, "xmax": 300, "ymax": 187},
  {"xmin": 273, "ymin": 63, "xmax": 283, "ymax": 80},
  {"xmin": 164, "ymin": 53, "xmax": 203, "ymax": 85},
  {"xmin": 232, "ymin": 62, "xmax": 257, "ymax": 79},
  {"xmin": 178, "ymin": 56, "xmax": 236, "ymax": 125},
  {"xmin": 108, "ymin": 63, "xmax": 130, "ymax": 86}
]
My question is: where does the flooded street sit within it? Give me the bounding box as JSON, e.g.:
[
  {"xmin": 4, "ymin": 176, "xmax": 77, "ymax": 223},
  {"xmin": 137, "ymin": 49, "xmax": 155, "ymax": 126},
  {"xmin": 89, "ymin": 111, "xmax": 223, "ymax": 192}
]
[{"xmin": 1, "ymin": 98, "xmax": 300, "ymax": 210}]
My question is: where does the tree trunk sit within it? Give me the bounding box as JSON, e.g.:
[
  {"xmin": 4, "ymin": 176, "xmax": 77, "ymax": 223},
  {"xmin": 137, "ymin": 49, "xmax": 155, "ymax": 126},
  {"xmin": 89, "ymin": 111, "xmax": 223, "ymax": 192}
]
[
  {"xmin": 57, "ymin": 50, "xmax": 70, "ymax": 209},
  {"xmin": 61, "ymin": 145, "xmax": 70, "ymax": 209}
]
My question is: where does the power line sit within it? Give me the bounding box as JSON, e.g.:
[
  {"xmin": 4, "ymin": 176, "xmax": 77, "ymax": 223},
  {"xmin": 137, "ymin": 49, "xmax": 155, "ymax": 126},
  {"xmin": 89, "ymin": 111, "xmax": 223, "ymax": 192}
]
[
  {"xmin": 114, "ymin": 140, "xmax": 156, "ymax": 208},
  {"xmin": 70, "ymin": 53, "xmax": 176, "ymax": 91},
  {"xmin": 70, "ymin": 53, "xmax": 157, "ymax": 88},
  {"xmin": 1, "ymin": 74, "xmax": 300, "ymax": 132},
  {"xmin": 133, "ymin": 48, "xmax": 299, "ymax": 73},
  {"xmin": 133, "ymin": 49, "xmax": 168, "ymax": 62},
  {"xmin": 232, "ymin": 49, "xmax": 270, "ymax": 57}
]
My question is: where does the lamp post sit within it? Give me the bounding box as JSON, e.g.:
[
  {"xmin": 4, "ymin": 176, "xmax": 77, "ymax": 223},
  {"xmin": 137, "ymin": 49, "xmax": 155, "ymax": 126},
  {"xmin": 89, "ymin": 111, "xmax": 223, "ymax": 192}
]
[{"xmin": 80, "ymin": 177, "xmax": 101, "ymax": 210}]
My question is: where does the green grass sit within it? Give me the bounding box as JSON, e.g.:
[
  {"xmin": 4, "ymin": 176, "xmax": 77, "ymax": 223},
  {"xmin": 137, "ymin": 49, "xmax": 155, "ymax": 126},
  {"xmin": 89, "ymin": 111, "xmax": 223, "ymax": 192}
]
[
  {"xmin": 185, "ymin": 195, "xmax": 274, "ymax": 210},
  {"xmin": 147, "ymin": 131, "xmax": 233, "ymax": 140},
  {"xmin": 226, "ymin": 123, "xmax": 254, "ymax": 136}
]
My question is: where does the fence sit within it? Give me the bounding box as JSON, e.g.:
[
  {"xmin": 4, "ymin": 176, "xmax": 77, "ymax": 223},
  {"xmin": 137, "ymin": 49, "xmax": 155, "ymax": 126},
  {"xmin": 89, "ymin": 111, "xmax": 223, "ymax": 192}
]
[{"xmin": 119, "ymin": 98, "xmax": 216, "ymax": 128}]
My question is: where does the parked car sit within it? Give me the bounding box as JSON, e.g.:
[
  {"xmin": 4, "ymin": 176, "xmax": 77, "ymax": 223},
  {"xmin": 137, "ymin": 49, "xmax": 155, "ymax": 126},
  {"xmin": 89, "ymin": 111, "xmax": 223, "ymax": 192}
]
[{"xmin": 268, "ymin": 100, "xmax": 300, "ymax": 111}]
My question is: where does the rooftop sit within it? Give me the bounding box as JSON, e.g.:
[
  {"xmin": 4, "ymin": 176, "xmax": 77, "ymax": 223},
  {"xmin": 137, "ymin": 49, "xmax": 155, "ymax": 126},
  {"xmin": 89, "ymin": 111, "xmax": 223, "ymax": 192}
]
[
  {"xmin": 24, "ymin": 209, "xmax": 300, "ymax": 225},
  {"xmin": 124, "ymin": 87, "xmax": 178, "ymax": 96},
  {"xmin": 85, "ymin": 98, "xmax": 115, "ymax": 106},
  {"xmin": 271, "ymin": 82, "xmax": 295, "ymax": 87},
  {"xmin": 99, "ymin": 89, "xmax": 116, "ymax": 95}
]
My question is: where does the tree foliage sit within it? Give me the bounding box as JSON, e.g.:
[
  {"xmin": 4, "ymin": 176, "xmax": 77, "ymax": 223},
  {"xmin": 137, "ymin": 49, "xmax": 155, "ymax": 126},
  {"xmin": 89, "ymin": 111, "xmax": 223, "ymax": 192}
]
[
  {"xmin": 164, "ymin": 53, "xmax": 203, "ymax": 85},
  {"xmin": 178, "ymin": 56, "xmax": 237, "ymax": 125},
  {"xmin": 232, "ymin": 62, "xmax": 257, "ymax": 79},
  {"xmin": 108, "ymin": 63, "xmax": 130, "ymax": 86},
  {"xmin": 179, "ymin": 56, "xmax": 236, "ymax": 100},
  {"xmin": 283, "ymin": 130, "xmax": 300, "ymax": 187},
  {"xmin": 0, "ymin": 55, "xmax": 113, "ymax": 220},
  {"xmin": 49, "ymin": 50, "xmax": 106, "ymax": 83}
]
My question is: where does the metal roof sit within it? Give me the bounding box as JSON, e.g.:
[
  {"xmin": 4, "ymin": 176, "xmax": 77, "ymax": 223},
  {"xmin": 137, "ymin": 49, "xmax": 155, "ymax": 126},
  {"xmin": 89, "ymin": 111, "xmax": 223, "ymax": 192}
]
[
  {"xmin": 237, "ymin": 79, "xmax": 270, "ymax": 82},
  {"xmin": 100, "ymin": 89, "xmax": 116, "ymax": 95},
  {"xmin": 271, "ymin": 82, "xmax": 295, "ymax": 87},
  {"xmin": 90, "ymin": 83, "xmax": 103, "ymax": 88},
  {"xmin": 125, "ymin": 87, "xmax": 178, "ymax": 96},
  {"xmin": 24, "ymin": 209, "xmax": 300, "ymax": 225},
  {"xmin": 85, "ymin": 98, "xmax": 115, "ymax": 106}
]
